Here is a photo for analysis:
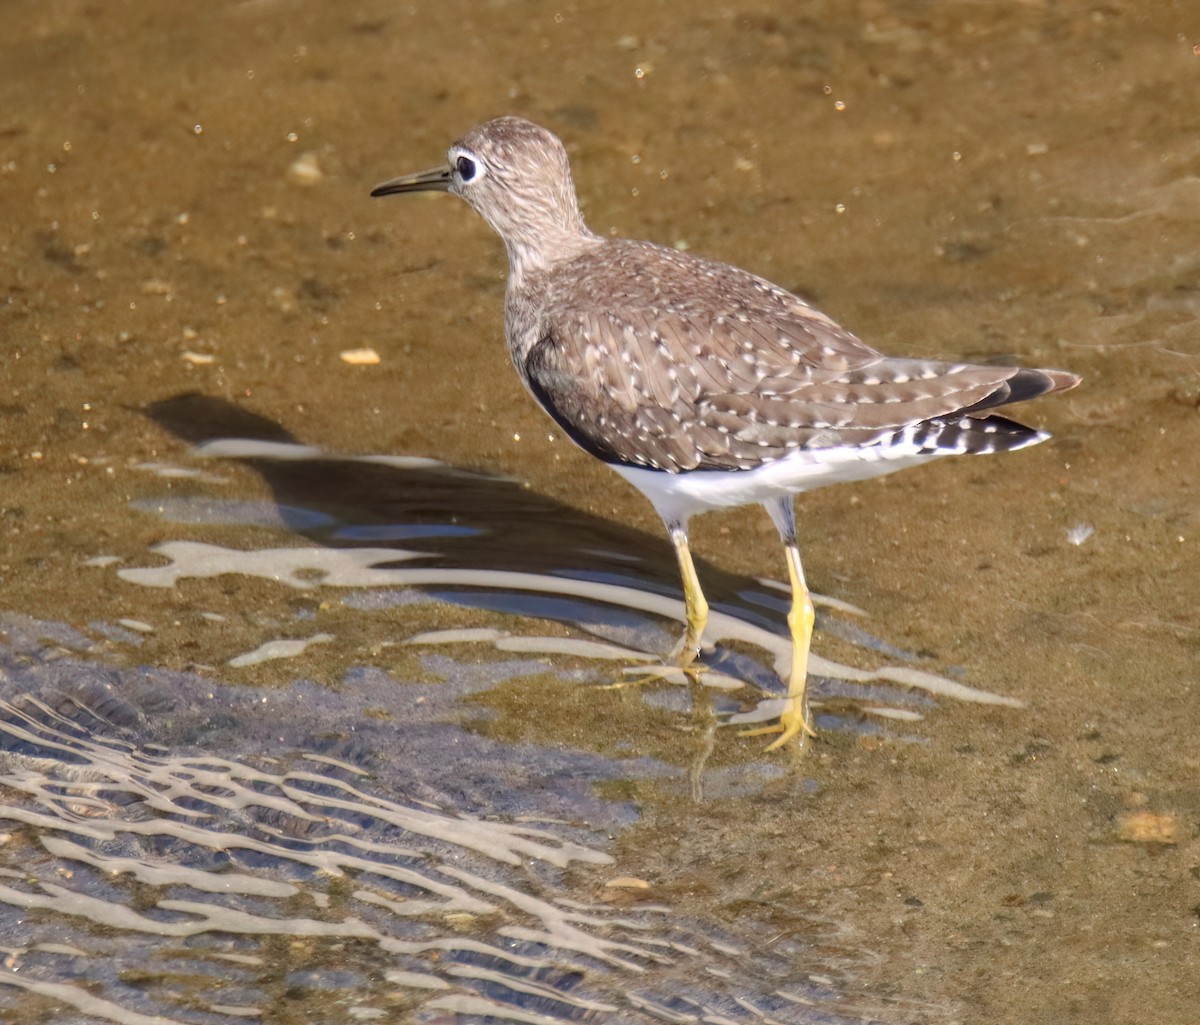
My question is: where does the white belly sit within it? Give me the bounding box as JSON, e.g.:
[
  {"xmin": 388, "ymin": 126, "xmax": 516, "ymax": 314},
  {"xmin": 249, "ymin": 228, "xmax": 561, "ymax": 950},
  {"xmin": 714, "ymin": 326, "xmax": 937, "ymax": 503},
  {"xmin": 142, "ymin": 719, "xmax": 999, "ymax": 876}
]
[{"xmin": 611, "ymin": 444, "xmax": 948, "ymax": 525}]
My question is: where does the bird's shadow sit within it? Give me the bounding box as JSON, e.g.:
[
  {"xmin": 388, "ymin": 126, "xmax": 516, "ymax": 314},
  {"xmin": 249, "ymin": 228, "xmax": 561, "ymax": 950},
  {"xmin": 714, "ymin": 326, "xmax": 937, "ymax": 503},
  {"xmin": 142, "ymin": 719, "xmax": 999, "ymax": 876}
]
[
  {"xmin": 139, "ymin": 392, "xmax": 817, "ymax": 690},
  {"xmin": 141, "ymin": 392, "xmax": 753, "ymax": 587}
]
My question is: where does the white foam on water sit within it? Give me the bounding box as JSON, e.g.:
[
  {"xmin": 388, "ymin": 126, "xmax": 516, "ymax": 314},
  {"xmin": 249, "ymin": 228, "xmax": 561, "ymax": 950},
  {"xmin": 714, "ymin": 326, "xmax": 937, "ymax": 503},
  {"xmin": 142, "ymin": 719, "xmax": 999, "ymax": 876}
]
[
  {"xmin": 228, "ymin": 633, "xmax": 333, "ymax": 668},
  {"xmin": 116, "ymin": 542, "xmax": 1014, "ymax": 707},
  {"xmin": 119, "ymin": 541, "xmax": 430, "ymax": 589},
  {"xmin": 0, "ymin": 969, "xmax": 183, "ymax": 1025}
]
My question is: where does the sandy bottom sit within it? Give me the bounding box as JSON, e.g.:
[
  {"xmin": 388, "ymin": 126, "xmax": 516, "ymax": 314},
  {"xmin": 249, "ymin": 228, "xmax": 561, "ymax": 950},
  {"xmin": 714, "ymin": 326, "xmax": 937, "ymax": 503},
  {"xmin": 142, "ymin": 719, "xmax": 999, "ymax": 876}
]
[{"xmin": 0, "ymin": 2, "xmax": 1197, "ymax": 1022}]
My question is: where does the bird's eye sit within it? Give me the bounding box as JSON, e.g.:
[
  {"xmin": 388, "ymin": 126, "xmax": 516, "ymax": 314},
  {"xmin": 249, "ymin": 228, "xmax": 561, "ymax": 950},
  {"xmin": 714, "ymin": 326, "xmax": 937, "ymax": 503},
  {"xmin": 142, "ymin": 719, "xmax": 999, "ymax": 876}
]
[{"xmin": 456, "ymin": 156, "xmax": 477, "ymax": 181}]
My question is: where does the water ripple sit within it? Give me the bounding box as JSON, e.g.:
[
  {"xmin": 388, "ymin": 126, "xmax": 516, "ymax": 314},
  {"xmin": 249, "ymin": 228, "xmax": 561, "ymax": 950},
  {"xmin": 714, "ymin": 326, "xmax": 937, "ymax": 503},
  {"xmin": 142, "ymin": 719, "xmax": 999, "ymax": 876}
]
[{"xmin": 0, "ymin": 629, "xmax": 918, "ymax": 1024}]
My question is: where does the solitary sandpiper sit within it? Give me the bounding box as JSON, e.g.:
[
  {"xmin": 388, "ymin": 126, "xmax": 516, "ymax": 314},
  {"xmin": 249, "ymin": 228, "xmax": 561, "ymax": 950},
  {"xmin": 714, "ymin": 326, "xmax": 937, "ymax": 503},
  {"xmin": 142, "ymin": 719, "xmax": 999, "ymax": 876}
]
[{"xmin": 372, "ymin": 116, "xmax": 1078, "ymax": 748}]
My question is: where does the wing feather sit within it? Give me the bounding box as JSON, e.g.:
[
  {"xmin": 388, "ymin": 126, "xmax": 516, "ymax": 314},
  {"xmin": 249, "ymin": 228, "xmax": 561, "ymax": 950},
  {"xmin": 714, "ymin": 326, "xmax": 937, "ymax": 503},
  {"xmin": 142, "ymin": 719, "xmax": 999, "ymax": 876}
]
[{"xmin": 517, "ymin": 239, "xmax": 1077, "ymax": 472}]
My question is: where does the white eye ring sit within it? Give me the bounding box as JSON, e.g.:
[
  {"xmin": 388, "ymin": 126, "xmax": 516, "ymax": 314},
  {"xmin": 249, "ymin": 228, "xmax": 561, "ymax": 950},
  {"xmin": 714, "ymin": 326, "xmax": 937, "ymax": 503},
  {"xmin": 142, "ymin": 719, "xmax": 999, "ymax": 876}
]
[{"xmin": 451, "ymin": 149, "xmax": 487, "ymax": 184}]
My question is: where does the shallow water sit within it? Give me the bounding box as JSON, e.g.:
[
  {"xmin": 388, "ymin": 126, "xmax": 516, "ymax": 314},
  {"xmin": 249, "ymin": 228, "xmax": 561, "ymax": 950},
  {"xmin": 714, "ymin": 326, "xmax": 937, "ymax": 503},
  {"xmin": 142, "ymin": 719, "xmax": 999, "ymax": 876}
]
[
  {"xmin": 1, "ymin": 1, "xmax": 1198, "ymax": 1022},
  {"xmin": 0, "ymin": 622, "xmax": 901, "ymax": 1023}
]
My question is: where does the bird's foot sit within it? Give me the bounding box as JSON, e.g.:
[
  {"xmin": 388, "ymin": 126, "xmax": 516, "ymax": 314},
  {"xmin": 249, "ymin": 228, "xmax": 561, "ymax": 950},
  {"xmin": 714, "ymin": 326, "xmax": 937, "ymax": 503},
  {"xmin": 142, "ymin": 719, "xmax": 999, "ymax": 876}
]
[
  {"xmin": 603, "ymin": 659, "xmax": 706, "ymax": 690},
  {"xmin": 739, "ymin": 697, "xmax": 816, "ymax": 750}
]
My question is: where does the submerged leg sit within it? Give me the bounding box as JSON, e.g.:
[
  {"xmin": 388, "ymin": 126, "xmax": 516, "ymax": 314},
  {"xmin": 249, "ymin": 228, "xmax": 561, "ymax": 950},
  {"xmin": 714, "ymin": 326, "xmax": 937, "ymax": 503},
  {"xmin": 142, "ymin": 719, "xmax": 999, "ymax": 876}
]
[
  {"xmin": 615, "ymin": 519, "xmax": 709, "ymax": 688},
  {"xmin": 767, "ymin": 540, "xmax": 817, "ymax": 747},
  {"xmin": 669, "ymin": 522, "xmax": 709, "ymax": 678},
  {"xmin": 744, "ymin": 498, "xmax": 817, "ymax": 748}
]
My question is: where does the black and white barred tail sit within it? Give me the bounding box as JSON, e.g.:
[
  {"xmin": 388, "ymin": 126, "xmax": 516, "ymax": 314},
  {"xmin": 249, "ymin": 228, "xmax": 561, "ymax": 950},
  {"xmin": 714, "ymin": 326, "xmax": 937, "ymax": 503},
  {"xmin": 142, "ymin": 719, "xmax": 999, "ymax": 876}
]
[{"xmin": 884, "ymin": 413, "xmax": 1048, "ymax": 458}]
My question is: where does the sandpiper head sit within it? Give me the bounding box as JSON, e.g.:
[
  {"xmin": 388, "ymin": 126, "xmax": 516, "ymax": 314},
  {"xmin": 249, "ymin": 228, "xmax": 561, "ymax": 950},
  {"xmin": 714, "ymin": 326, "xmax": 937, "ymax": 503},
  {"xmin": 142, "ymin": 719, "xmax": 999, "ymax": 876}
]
[{"xmin": 372, "ymin": 117, "xmax": 592, "ymax": 270}]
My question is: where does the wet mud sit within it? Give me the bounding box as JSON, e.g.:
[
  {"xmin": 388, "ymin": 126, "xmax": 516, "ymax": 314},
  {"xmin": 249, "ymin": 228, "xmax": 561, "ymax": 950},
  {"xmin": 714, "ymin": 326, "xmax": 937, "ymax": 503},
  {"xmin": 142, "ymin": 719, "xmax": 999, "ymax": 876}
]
[{"xmin": 1, "ymin": 2, "xmax": 1198, "ymax": 1022}]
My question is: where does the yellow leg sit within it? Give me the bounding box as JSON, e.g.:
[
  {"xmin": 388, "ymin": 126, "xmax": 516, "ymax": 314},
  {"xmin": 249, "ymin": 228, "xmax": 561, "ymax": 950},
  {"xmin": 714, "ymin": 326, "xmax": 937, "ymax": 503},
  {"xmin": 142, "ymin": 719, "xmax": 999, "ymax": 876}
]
[
  {"xmin": 741, "ymin": 538, "xmax": 817, "ymax": 748},
  {"xmin": 613, "ymin": 525, "xmax": 708, "ymax": 689},
  {"xmin": 670, "ymin": 527, "xmax": 709, "ymax": 679},
  {"xmin": 766, "ymin": 542, "xmax": 817, "ymax": 748}
]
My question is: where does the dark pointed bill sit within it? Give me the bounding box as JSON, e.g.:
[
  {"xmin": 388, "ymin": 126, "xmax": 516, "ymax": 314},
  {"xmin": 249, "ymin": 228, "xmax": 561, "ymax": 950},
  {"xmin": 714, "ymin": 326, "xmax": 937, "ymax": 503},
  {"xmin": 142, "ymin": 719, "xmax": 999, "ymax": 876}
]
[{"xmin": 370, "ymin": 166, "xmax": 452, "ymax": 197}]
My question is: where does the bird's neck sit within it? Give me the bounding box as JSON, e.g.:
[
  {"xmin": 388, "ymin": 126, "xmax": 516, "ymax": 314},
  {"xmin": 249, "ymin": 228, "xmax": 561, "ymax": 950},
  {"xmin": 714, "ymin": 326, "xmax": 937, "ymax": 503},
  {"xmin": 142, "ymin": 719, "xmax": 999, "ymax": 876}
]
[{"xmin": 503, "ymin": 224, "xmax": 601, "ymax": 290}]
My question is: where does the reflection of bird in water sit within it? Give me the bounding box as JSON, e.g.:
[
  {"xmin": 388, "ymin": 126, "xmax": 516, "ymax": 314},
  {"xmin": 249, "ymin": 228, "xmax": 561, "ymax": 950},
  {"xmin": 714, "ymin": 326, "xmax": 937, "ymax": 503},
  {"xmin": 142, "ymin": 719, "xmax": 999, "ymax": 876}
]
[{"xmin": 371, "ymin": 116, "xmax": 1079, "ymax": 747}]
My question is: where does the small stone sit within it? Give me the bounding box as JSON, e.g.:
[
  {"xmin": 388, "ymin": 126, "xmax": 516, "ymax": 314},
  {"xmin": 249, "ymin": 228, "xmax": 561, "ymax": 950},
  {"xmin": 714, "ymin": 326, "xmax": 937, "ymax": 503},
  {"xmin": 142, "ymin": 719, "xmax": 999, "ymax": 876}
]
[
  {"xmin": 604, "ymin": 876, "xmax": 650, "ymax": 889},
  {"xmin": 339, "ymin": 347, "xmax": 381, "ymax": 365},
  {"xmin": 269, "ymin": 286, "xmax": 297, "ymax": 313},
  {"xmin": 287, "ymin": 151, "xmax": 324, "ymax": 186},
  {"xmin": 1117, "ymin": 811, "xmax": 1177, "ymax": 845}
]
